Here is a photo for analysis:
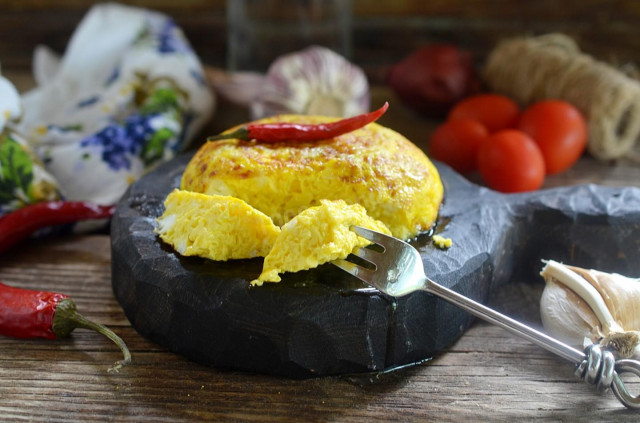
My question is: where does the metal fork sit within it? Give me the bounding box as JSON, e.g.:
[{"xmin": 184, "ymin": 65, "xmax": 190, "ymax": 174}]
[{"xmin": 333, "ymin": 225, "xmax": 640, "ymax": 409}]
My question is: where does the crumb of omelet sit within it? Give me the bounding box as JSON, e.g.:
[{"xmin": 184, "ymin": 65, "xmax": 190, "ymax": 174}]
[
  {"xmin": 432, "ymin": 234, "xmax": 452, "ymax": 250},
  {"xmin": 252, "ymin": 199, "xmax": 391, "ymax": 286},
  {"xmin": 155, "ymin": 189, "xmax": 280, "ymax": 261}
]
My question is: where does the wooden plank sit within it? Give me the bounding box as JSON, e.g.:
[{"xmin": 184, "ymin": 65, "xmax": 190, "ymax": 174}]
[
  {"xmin": 351, "ymin": 0, "xmax": 640, "ymax": 21},
  {"xmin": 3, "ymin": 0, "xmax": 639, "ymax": 22},
  {"xmin": 0, "ymin": 231, "xmax": 638, "ymax": 421},
  {"xmin": 0, "ymin": 0, "xmax": 225, "ymax": 11},
  {"xmin": 2, "ymin": 1, "xmax": 640, "ymax": 72}
]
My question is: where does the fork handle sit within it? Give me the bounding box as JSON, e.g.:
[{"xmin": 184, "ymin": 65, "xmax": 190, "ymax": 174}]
[{"xmin": 424, "ymin": 277, "xmax": 640, "ymax": 409}]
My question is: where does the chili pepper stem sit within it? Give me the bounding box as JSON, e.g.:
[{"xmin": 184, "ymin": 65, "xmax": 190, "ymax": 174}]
[
  {"xmin": 52, "ymin": 298, "xmax": 132, "ymax": 372},
  {"xmin": 207, "ymin": 127, "xmax": 250, "ymax": 142}
]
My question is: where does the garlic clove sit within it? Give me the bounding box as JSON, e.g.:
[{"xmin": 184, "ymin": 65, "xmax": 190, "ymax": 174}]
[
  {"xmin": 540, "ymin": 260, "xmax": 640, "ymax": 359},
  {"xmin": 540, "ymin": 279, "xmax": 603, "ymax": 347},
  {"xmin": 249, "ymin": 46, "xmax": 370, "ymax": 120},
  {"xmin": 567, "ymin": 265, "xmax": 640, "ymax": 331}
]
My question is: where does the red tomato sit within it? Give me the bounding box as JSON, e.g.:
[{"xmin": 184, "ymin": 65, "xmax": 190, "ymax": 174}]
[
  {"xmin": 448, "ymin": 94, "xmax": 521, "ymax": 132},
  {"xmin": 477, "ymin": 130, "xmax": 546, "ymax": 193},
  {"xmin": 428, "ymin": 119, "xmax": 489, "ymax": 173},
  {"xmin": 517, "ymin": 100, "xmax": 587, "ymax": 174}
]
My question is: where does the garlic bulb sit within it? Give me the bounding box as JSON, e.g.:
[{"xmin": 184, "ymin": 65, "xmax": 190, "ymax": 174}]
[
  {"xmin": 249, "ymin": 46, "xmax": 370, "ymax": 119},
  {"xmin": 540, "ymin": 260, "xmax": 640, "ymax": 359}
]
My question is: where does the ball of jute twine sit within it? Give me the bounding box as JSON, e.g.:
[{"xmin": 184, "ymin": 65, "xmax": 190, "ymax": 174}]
[{"xmin": 484, "ymin": 33, "xmax": 640, "ymax": 161}]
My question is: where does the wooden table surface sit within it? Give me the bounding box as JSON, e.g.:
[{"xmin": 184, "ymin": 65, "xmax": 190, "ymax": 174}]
[{"xmin": 2, "ymin": 73, "xmax": 640, "ymax": 422}]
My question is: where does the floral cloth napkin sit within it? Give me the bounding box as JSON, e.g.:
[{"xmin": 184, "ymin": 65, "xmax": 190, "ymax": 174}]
[{"xmin": 0, "ymin": 3, "xmax": 214, "ymax": 216}]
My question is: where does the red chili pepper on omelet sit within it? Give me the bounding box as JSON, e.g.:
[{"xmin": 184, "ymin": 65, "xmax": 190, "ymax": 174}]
[
  {"xmin": 0, "ymin": 281, "xmax": 131, "ymax": 372},
  {"xmin": 208, "ymin": 102, "xmax": 389, "ymax": 143}
]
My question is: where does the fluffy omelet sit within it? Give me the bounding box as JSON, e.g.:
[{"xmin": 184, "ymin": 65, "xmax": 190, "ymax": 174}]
[
  {"xmin": 155, "ymin": 189, "xmax": 280, "ymax": 260},
  {"xmin": 181, "ymin": 115, "xmax": 443, "ymax": 240},
  {"xmin": 253, "ymin": 199, "xmax": 391, "ymax": 286}
]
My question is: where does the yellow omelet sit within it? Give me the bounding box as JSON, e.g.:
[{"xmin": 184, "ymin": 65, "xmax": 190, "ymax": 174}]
[
  {"xmin": 253, "ymin": 199, "xmax": 391, "ymax": 286},
  {"xmin": 181, "ymin": 115, "xmax": 443, "ymax": 240},
  {"xmin": 155, "ymin": 189, "xmax": 280, "ymax": 261}
]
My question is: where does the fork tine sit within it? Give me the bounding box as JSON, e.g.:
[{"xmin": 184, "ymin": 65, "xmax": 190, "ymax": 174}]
[
  {"xmin": 351, "ymin": 245, "xmax": 382, "ymax": 263},
  {"xmin": 353, "ymin": 225, "xmax": 417, "ymax": 257},
  {"xmin": 351, "ymin": 225, "xmax": 390, "ymax": 248},
  {"xmin": 332, "ymin": 258, "xmax": 377, "ymax": 283}
]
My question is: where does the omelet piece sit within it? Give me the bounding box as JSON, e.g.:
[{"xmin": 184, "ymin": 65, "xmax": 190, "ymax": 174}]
[
  {"xmin": 432, "ymin": 234, "xmax": 452, "ymax": 250},
  {"xmin": 252, "ymin": 199, "xmax": 391, "ymax": 286},
  {"xmin": 181, "ymin": 115, "xmax": 443, "ymax": 240},
  {"xmin": 155, "ymin": 189, "xmax": 280, "ymax": 261}
]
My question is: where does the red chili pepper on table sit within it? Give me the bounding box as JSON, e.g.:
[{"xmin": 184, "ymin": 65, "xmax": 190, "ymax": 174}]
[
  {"xmin": 0, "ymin": 281, "xmax": 131, "ymax": 372},
  {"xmin": 207, "ymin": 102, "xmax": 390, "ymax": 143},
  {"xmin": 0, "ymin": 201, "xmax": 115, "ymax": 255}
]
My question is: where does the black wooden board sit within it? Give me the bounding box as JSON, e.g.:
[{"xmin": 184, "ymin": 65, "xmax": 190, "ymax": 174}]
[{"xmin": 111, "ymin": 154, "xmax": 640, "ymax": 378}]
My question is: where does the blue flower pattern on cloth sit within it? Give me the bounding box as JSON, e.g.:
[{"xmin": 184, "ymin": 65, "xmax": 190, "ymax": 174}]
[
  {"xmin": 104, "ymin": 67, "xmax": 120, "ymax": 87},
  {"xmin": 132, "ymin": 14, "xmax": 191, "ymax": 55},
  {"xmin": 156, "ymin": 20, "xmax": 191, "ymax": 54},
  {"xmin": 80, "ymin": 87, "xmax": 182, "ymax": 172},
  {"xmin": 76, "ymin": 96, "xmax": 100, "ymax": 108},
  {"xmin": 82, "ymin": 123, "xmax": 135, "ymax": 171}
]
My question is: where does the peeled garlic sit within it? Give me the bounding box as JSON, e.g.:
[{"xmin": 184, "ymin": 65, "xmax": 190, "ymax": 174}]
[
  {"xmin": 249, "ymin": 46, "xmax": 370, "ymax": 119},
  {"xmin": 540, "ymin": 260, "xmax": 640, "ymax": 359}
]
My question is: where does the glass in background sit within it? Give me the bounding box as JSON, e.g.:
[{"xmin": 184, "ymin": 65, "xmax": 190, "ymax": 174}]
[{"xmin": 227, "ymin": 0, "xmax": 352, "ymax": 72}]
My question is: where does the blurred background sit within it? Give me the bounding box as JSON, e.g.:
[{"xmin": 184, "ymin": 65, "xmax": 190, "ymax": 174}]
[
  {"xmin": 2, "ymin": 0, "xmax": 638, "ymax": 81},
  {"xmin": 2, "ymin": 0, "xmax": 639, "ymax": 165}
]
